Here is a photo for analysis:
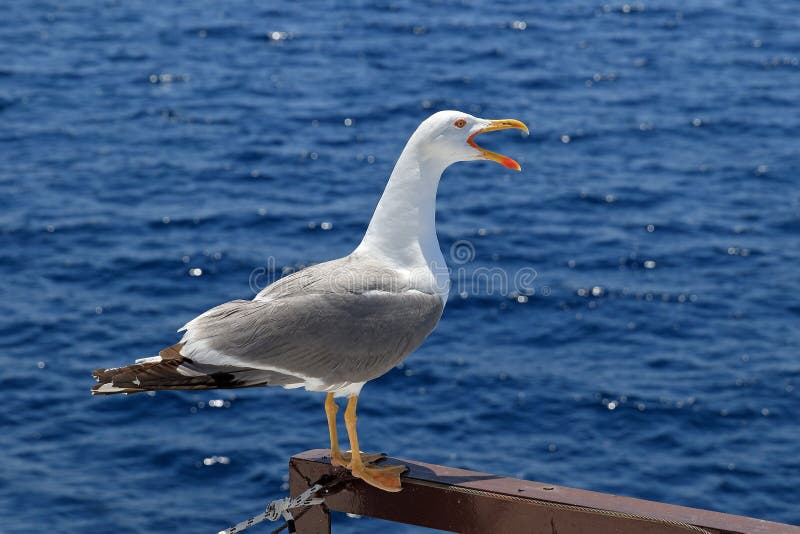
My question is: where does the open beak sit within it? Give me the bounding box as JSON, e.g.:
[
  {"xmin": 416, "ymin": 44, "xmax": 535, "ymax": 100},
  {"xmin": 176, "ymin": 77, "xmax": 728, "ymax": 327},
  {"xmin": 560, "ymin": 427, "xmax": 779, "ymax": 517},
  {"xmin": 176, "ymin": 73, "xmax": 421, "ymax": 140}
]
[{"xmin": 467, "ymin": 119, "xmax": 529, "ymax": 171}]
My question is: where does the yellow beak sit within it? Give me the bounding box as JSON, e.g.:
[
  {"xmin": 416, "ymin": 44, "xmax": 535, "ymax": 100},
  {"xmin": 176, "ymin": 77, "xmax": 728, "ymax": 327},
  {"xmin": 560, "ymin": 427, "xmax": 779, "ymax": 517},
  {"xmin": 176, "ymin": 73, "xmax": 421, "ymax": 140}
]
[{"xmin": 467, "ymin": 119, "xmax": 529, "ymax": 171}]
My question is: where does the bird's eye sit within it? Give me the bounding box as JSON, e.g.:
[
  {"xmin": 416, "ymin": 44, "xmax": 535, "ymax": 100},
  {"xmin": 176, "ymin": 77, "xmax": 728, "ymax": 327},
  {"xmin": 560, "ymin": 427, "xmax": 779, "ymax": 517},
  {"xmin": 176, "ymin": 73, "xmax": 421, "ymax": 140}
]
[{"xmin": 454, "ymin": 119, "xmax": 467, "ymax": 128}]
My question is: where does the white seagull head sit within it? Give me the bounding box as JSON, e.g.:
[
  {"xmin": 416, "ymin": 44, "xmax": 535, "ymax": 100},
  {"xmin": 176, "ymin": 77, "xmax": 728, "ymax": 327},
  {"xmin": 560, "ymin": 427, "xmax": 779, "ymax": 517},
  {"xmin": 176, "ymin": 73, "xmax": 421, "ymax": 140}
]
[{"xmin": 410, "ymin": 110, "xmax": 529, "ymax": 171}]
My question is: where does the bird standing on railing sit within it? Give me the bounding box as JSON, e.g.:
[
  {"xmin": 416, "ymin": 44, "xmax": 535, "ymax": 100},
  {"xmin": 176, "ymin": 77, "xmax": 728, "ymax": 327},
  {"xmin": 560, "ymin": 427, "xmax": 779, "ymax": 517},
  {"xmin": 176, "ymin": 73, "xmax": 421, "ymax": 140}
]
[{"xmin": 92, "ymin": 110, "xmax": 528, "ymax": 492}]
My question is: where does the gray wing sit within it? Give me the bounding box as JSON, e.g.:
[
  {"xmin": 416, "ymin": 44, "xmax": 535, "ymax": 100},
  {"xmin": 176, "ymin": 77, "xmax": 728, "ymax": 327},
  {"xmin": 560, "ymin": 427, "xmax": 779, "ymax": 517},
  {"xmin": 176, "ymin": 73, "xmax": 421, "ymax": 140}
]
[
  {"xmin": 256, "ymin": 255, "xmax": 415, "ymax": 299},
  {"xmin": 180, "ymin": 261, "xmax": 443, "ymax": 387}
]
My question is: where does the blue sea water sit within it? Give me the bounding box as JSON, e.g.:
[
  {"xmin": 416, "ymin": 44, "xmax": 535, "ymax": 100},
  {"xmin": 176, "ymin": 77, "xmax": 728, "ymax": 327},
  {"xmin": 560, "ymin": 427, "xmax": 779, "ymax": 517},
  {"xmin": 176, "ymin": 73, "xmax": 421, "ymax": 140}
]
[{"xmin": 1, "ymin": 1, "xmax": 799, "ymax": 531}]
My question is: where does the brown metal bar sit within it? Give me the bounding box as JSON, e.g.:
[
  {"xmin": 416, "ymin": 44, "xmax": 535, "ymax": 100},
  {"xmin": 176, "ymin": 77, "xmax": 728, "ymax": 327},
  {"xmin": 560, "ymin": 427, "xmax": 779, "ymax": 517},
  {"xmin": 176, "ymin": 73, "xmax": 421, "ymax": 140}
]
[
  {"xmin": 288, "ymin": 456, "xmax": 332, "ymax": 534},
  {"xmin": 289, "ymin": 449, "xmax": 798, "ymax": 534}
]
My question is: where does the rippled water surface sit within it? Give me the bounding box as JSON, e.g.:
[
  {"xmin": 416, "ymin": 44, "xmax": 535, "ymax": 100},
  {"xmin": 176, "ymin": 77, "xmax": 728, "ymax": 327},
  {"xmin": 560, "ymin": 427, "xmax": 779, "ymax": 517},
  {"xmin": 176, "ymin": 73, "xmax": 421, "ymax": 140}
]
[{"xmin": 2, "ymin": 1, "xmax": 799, "ymax": 532}]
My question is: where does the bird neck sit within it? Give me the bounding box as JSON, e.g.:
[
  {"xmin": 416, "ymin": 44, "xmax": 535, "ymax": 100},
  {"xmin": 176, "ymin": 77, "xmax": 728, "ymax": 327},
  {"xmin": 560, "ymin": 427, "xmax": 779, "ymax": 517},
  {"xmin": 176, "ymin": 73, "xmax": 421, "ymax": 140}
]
[{"xmin": 355, "ymin": 141, "xmax": 448, "ymax": 269}]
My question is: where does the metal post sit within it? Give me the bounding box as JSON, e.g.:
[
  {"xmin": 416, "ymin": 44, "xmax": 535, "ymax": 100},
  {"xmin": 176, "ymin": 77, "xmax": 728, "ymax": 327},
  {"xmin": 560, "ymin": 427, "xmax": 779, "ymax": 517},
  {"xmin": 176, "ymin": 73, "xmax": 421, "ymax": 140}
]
[
  {"xmin": 289, "ymin": 456, "xmax": 331, "ymax": 534},
  {"xmin": 289, "ymin": 449, "xmax": 798, "ymax": 534}
]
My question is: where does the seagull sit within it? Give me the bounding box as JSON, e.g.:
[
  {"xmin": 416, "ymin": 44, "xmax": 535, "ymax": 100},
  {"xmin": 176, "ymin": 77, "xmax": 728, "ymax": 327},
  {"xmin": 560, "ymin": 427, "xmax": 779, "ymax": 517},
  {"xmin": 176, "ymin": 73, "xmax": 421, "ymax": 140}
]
[{"xmin": 92, "ymin": 110, "xmax": 528, "ymax": 492}]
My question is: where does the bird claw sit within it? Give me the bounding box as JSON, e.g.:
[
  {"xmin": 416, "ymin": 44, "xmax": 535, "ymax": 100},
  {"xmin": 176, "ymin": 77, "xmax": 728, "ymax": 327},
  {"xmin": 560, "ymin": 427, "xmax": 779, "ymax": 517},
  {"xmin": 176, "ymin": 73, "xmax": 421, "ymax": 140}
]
[
  {"xmin": 351, "ymin": 464, "xmax": 407, "ymax": 492},
  {"xmin": 331, "ymin": 450, "xmax": 386, "ymax": 469}
]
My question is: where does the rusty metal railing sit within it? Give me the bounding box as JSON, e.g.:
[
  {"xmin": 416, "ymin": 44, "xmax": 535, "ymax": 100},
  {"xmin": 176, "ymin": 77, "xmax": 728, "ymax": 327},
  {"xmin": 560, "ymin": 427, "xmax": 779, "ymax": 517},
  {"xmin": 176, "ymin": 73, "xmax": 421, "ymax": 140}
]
[{"xmin": 288, "ymin": 449, "xmax": 798, "ymax": 534}]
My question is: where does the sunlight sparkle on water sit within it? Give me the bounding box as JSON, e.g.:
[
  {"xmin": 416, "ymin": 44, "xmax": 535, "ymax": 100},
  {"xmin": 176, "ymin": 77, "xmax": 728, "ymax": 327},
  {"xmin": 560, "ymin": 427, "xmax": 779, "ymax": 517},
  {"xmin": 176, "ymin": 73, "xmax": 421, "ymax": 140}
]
[{"xmin": 202, "ymin": 456, "xmax": 230, "ymax": 466}]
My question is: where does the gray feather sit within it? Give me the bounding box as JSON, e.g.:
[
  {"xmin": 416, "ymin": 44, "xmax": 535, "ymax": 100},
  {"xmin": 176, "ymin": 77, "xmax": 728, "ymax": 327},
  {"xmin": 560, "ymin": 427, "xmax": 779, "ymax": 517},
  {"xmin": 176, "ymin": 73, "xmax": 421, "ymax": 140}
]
[{"xmin": 180, "ymin": 255, "xmax": 444, "ymax": 387}]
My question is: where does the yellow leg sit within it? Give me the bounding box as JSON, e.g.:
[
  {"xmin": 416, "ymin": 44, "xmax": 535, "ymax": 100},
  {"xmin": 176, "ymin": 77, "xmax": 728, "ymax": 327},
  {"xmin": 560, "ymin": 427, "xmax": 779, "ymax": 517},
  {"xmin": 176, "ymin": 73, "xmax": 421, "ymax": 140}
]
[
  {"xmin": 325, "ymin": 393, "xmax": 385, "ymax": 468},
  {"xmin": 343, "ymin": 395, "xmax": 407, "ymax": 492},
  {"xmin": 325, "ymin": 393, "xmax": 349, "ymax": 467}
]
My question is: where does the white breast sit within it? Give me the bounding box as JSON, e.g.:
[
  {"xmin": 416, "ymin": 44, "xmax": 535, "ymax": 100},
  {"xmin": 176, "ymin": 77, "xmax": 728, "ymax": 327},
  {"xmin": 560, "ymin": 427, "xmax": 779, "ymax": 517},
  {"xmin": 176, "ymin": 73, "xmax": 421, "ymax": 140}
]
[{"xmin": 418, "ymin": 240, "xmax": 450, "ymax": 305}]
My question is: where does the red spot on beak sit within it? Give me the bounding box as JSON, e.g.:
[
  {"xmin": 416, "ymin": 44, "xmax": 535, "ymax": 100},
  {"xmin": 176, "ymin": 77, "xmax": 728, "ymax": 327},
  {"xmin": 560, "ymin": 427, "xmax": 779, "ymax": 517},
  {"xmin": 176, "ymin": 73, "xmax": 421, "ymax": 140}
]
[{"xmin": 501, "ymin": 157, "xmax": 519, "ymax": 170}]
